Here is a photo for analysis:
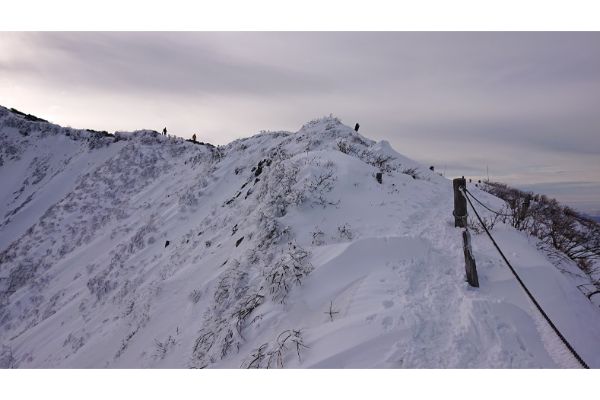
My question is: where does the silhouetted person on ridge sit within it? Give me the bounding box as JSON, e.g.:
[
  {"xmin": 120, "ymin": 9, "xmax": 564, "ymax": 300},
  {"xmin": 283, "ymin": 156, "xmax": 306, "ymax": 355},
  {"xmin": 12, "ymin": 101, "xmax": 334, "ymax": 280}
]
[
  {"xmin": 163, "ymin": 127, "xmax": 167, "ymax": 136},
  {"xmin": 354, "ymin": 123, "xmax": 360, "ymax": 132},
  {"xmin": 192, "ymin": 134, "xmax": 197, "ymax": 143}
]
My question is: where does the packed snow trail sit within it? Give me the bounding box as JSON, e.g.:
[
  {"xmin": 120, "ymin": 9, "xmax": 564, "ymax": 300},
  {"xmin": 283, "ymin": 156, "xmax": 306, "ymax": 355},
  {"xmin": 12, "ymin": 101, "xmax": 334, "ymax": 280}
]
[{"xmin": 1, "ymin": 106, "xmax": 599, "ymax": 368}]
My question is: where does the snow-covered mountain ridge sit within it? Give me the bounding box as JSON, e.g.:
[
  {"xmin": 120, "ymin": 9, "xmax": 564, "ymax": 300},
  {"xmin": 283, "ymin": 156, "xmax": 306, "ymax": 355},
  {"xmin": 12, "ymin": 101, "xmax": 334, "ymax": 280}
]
[{"xmin": 1, "ymin": 105, "xmax": 599, "ymax": 368}]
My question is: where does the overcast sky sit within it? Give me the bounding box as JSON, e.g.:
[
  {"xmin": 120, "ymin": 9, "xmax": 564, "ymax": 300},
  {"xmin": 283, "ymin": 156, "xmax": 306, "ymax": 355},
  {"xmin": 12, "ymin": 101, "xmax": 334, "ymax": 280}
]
[{"xmin": 1, "ymin": 32, "xmax": 599, "ymax": 215}]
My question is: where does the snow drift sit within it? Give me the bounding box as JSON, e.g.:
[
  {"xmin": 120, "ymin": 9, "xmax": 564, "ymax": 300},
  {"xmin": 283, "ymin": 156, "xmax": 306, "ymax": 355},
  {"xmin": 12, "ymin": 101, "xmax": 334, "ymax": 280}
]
[{"xmin": 0, "ymin": 106, "xmax": 599, "ymax": 368}]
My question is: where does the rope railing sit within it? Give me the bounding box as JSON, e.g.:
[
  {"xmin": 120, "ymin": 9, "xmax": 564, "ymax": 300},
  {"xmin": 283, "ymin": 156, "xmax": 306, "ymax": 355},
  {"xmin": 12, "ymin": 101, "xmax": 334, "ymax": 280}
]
[
  {"xmin": 461, "ymin": 187, "xmax": 590, "ymax": 369},
  {"xmin": 463, "ymin": 187, "xmax": 513, "ymax": 217}
]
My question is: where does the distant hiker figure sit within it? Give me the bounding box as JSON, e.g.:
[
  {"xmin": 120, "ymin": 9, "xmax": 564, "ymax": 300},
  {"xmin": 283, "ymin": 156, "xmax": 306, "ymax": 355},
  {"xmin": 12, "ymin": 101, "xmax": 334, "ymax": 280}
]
[
  {"xmin": 354, "ymin": 123, "xmax": 360, "ymax": 132},
  {"xmin": 192, "ymin": 134, "xmax": 197, "ymax": 143},
  {"xmin": 163, "ymin": 127, "xmax": 167, "ymax": 136}
]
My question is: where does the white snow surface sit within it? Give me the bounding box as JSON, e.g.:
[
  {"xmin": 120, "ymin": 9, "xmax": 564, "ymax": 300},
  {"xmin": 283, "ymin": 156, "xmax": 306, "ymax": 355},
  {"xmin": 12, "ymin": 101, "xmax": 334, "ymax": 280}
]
[{"xmin": 0, "ymin": 107, "xmax": 599, "ymax": 368}]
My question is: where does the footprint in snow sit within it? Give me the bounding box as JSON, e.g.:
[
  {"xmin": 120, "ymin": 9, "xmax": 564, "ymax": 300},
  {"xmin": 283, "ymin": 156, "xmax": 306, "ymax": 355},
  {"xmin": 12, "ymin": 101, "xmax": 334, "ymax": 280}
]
[{"xmin": 382, "ymin": 316, "xmax": 394, "ymax": 330}]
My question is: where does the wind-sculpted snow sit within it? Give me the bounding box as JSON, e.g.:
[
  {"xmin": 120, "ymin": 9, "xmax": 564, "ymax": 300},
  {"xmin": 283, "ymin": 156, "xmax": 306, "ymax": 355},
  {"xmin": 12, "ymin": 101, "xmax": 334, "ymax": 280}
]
[{"xmin": 1, "ymin": 107, "xmax": 599, "ymax": 368}]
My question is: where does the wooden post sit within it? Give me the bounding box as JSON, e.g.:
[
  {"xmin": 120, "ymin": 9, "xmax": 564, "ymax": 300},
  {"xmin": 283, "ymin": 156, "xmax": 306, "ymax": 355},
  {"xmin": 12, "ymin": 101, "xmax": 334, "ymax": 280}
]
[
  {"xmin": 453, "ymin": 177, "xmax": 467, "ymax": 228},
  {"xmin": 520, "ymin": 194, "xmax": 531, "ymax": 220},
  {"xmin": 452, "ymin": 177, "xmax": 479, "ymax": 287},
  {"xmin": 462, "ymin": 230, "xmax": 479, "ymax": 287}
]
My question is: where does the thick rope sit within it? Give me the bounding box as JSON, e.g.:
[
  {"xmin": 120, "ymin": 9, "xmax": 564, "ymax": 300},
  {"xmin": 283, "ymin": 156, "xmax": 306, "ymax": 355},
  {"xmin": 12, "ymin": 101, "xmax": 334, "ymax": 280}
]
[
  {"xmin": 462, "ymin": 188, "xmax": 590, "ymax": 369},
  {"xmin": 464, "ymin": 187, "xmax": 514, "ymax": 217}
]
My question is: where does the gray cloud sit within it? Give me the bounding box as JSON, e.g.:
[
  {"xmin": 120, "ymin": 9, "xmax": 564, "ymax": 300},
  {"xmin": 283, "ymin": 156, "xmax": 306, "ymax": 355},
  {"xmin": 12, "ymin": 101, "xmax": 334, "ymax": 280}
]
[
  {"xmin": 1, "ymin": 32, "xmax": 599, "ymax": 214},
  {"xmin": 0, "ymin": 32, "xmax": 331, "ymax": 96}
]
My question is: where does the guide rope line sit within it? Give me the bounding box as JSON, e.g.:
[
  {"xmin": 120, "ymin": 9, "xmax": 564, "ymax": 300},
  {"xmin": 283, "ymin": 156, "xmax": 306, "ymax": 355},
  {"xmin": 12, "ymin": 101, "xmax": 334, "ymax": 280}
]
[
  {"xmin": 460, "ymin": 187, "xmax": 590, "ymax": 369},
  {"xmin": 463, "ymin": 188, "xmax": 513, "ymax": 217}
]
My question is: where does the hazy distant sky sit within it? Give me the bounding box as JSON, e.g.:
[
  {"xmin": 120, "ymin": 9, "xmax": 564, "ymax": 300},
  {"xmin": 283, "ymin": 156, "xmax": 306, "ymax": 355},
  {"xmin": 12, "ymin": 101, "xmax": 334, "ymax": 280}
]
[{"xmin": 1, "ymin": 32, "xmax": 599, "ymax": 214}]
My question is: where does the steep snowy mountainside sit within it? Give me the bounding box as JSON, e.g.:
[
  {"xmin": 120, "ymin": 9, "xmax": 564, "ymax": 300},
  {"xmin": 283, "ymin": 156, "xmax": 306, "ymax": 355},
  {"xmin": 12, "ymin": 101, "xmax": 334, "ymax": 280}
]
[
  {"xmin": 0, "ymin": 109, "xmax": 113, "ymax": 249},
  {"xmin": 1, "ymin": 106, "xmax": 599, "ymax": 368}
]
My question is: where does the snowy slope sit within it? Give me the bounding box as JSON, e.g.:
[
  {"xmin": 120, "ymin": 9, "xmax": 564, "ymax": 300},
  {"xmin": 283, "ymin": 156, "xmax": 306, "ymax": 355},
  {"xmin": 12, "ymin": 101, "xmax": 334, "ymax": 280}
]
[{"xmin": 1, "ymin": 106, "xmax": 599, "ymax": 368}]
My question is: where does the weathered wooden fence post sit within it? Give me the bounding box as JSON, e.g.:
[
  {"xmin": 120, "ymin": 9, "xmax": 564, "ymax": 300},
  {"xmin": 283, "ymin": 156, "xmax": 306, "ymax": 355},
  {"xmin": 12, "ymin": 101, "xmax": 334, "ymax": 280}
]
[
  {"xmin": 453, "ymin": 176, "xmax": 479, "ymax": 287},
  {"xmin": 519, "ymin": 194, "xmax": 531, "ymax": 220},
  {"xmin": 462, "ymin": 229, "xmax": 479, "ymax": 287},
  {"xmin": 453, "ymin": 177, "xmax": 467, "ymax": 228}
]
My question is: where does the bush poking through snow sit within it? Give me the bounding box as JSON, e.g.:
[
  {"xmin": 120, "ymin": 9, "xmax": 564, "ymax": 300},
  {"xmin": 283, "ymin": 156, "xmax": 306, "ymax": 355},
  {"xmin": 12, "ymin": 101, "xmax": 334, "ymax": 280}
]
[
  {"xmin": 87, "ymin": 272, "xmax": 117, "ymax": 301},
  {"xmin": 233, "ymin": 292, "xmax": 265, "ymax": 335},
  {"xmin": 336, "ymin": 140, "xmax": 397, "ymax": 173},
  {"xmin": 311, "ymin": 227, "xmax": 325, "ymax": 246},
  {"xmin": 191, "ymin": 331, "xmax": 216, "ymax": 367},
  {"xmin": 336, "ymin": 140, "xmax": 353, "ymax": 155},
  {"xmin": 467, "ymin": 213, "xmax": 503, "ymax": 234},
  {"xmin": 307, "ymin": 166, "xmax": 338, "ymax": 207},
  {"xmin": 402, "ymin": 167, "xmax": 420, "ymax": 180},
  {"xmin": 243, "ymin": 343, "xmax": 268, "ymax": 369},
  {"xmin": 338, "ymin": 224, "xmax": 353, "ymax": 241},
  {"xmin": 368, "ymin": 153, "xmax": 395, "ymax": 173},
  {"xmin": 265, "ymin": 243, "xmax": 312, "ymax": 303},
  {"xmin": 189, "ymin": 289, "xmax": 202, "ymax": 304},
  {"xmin": 0, "ymin": 345, "xmax": 16, "ymax": 368},
  {"xmin": 153, "ymin": 335, "xmax": 177, "ymax": 360},
  {"xmin": 265, "ymin": 160, "xmax": 302, "ymax": 217},
  {"xmin": 325, "ymin": 300, "xmax": 340, "ymax": 322},
  {"xmin": 115, "ymin": 327, "xmax": 140, "ymax": 359},
  {"xmin": 256, "ymin": 213, "xmax": 290, "ymax": 250},
  {"xmin": 242, "ymin": 329, "xmax": 308, "ymax": 368},
  {"xmin": 213, "ymin": 261, "xmax": 249, "ymax": 315}
]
